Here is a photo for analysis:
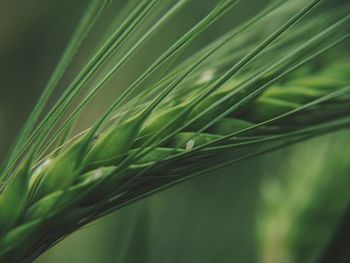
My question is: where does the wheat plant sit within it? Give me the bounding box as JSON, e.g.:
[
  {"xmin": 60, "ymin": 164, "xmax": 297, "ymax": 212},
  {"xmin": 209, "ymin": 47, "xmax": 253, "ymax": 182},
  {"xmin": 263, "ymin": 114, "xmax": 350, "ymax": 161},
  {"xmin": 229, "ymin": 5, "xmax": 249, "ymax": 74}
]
[{"xmin": 0, "ymin": 0, "xmax": 349, "ymax": 262}]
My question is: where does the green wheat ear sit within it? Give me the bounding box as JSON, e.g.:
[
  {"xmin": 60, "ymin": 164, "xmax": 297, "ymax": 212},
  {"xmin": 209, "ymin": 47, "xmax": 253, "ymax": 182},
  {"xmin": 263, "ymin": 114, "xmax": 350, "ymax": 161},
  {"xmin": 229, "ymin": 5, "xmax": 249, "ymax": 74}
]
[{"xmin": 0, "ymin": 0, "xmax": 349, "ymax": 261}]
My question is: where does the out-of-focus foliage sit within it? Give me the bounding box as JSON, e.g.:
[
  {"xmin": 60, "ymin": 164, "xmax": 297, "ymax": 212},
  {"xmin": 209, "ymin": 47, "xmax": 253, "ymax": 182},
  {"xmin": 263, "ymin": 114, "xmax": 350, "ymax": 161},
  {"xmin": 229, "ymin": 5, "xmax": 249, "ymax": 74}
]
[{"xmin": 257, "ymin": 130, "xmax": 350, "ymax": 263}]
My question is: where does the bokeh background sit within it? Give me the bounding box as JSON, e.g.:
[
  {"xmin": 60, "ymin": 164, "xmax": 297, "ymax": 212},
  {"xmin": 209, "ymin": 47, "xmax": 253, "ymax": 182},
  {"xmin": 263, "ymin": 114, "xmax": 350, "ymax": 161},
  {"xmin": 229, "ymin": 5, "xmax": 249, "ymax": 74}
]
[{"xmin": 0, "ymin": 1, "xmax": 349, "ymax": 262}]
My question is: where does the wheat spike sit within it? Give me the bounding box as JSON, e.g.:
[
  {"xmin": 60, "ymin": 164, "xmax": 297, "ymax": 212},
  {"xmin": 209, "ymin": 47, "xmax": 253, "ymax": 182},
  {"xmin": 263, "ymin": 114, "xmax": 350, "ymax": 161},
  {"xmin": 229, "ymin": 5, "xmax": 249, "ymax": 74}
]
[{"xmin": 0, "ymin": 0, "xmax": 349, "ymax": 261}]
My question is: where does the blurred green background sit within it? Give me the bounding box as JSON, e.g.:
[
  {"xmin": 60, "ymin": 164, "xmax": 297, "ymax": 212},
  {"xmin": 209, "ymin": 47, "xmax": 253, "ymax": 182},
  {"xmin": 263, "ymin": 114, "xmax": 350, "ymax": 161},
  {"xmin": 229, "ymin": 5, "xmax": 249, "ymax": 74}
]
[{"xmin": 0, "ymin": 1, "xmax": 349, "ymax": 262}]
